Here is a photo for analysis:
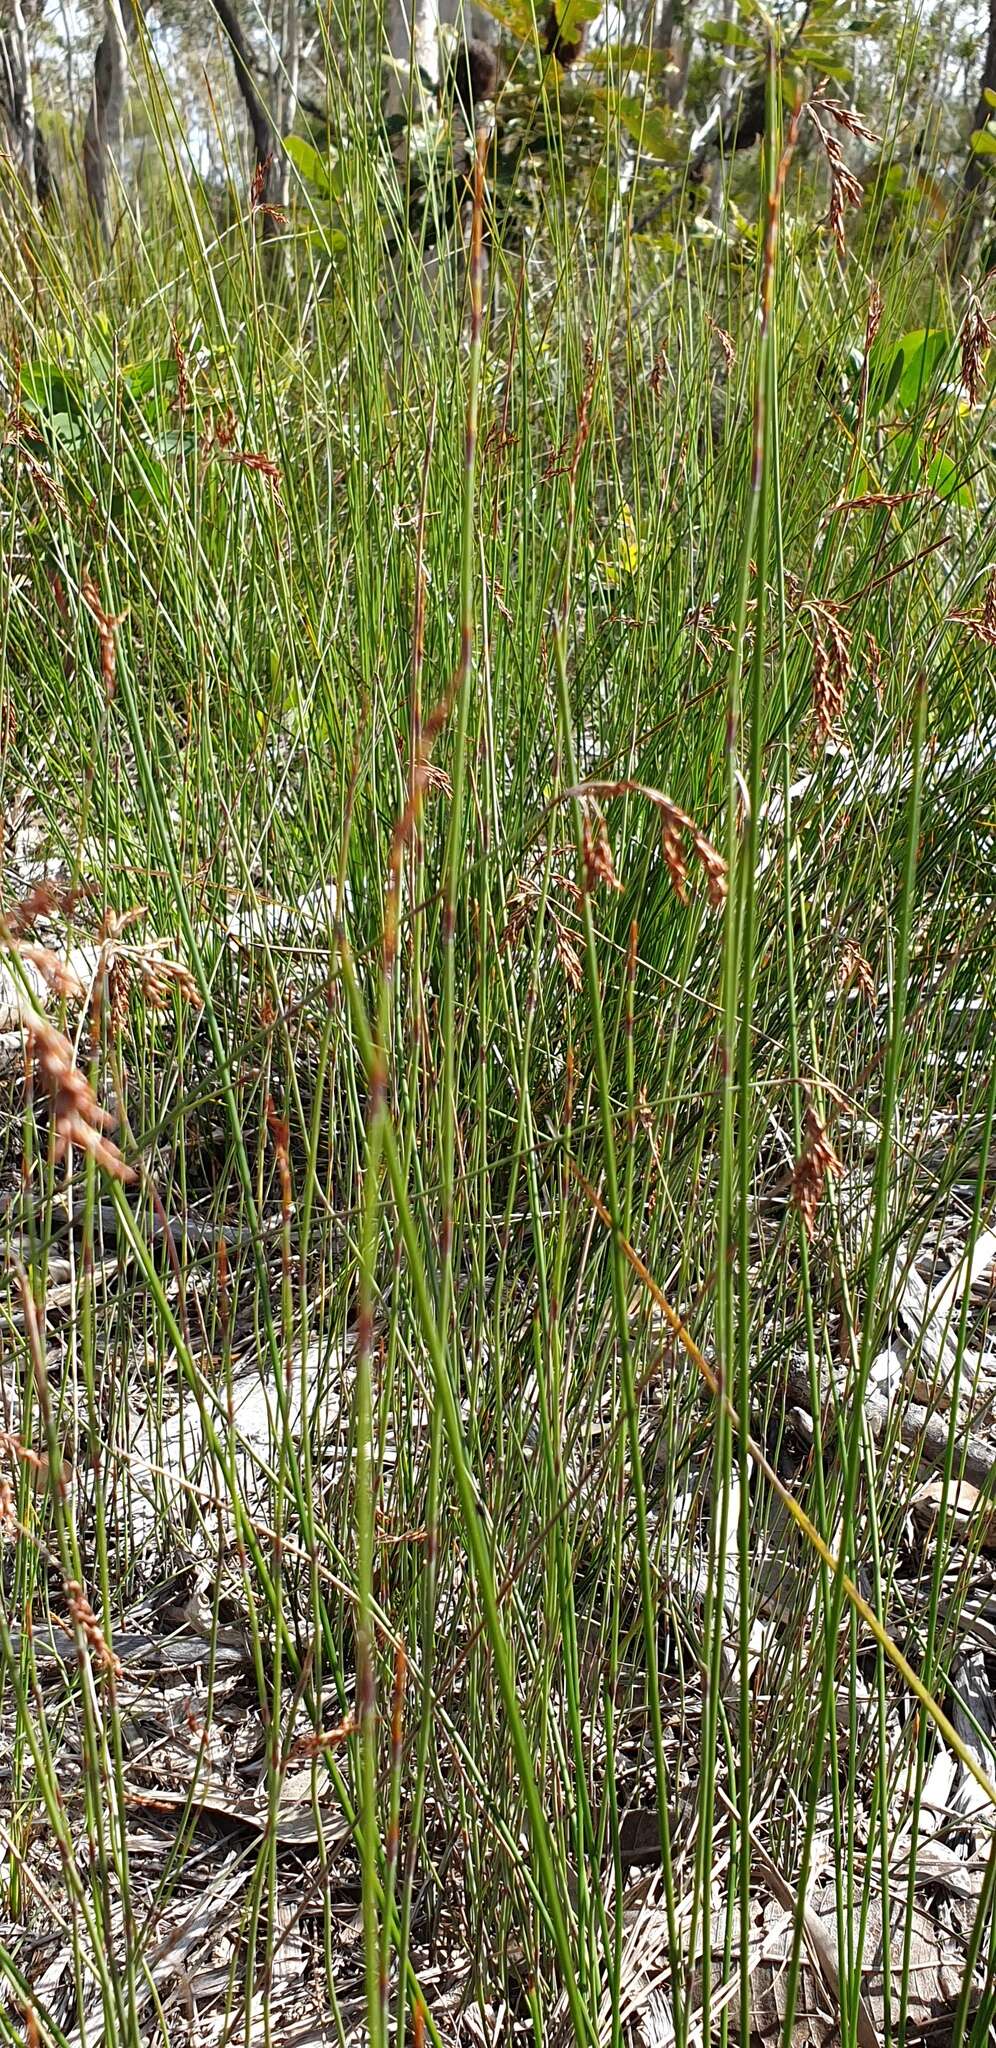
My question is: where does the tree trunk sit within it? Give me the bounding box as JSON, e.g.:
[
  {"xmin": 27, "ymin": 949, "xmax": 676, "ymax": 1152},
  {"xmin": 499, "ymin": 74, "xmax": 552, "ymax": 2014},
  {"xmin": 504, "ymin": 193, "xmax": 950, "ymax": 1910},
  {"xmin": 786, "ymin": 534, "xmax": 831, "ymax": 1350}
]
[
  {"xmin": 652, "ymin": 0, "xmax": 688, "ymax": 112},
  {"xmin": 83, "ymin": 0, "xmax": 135, "ymax": 247},
  {"xmin": 1, "ymin": 1, "xmax": 37, "ymax": 201},
  {"xmin": 206, "ymin": 0, "xmax": 282, "ymax": 232},
  {"xmin": 385, "ymin": 0, "xmax": 440, "ymax": 124},
  {"xmin": 952, "ymin": 0, "xmax": 996, "ymax": 266},
  {"xmin": 271, "ymin": 0, "xmax": 299, "ymax": 215}
]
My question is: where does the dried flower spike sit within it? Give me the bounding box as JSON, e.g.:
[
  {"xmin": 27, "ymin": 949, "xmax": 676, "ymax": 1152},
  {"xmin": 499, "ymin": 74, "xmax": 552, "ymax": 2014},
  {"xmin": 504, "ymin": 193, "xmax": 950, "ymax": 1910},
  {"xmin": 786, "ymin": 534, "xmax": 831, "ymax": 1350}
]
[
  {"xmin": 18, "ymin": 945, "xmax": 86, "ymax": 1003},
  {"xmin": 840, "ymin": 939, "xmax": 875, "ymax": 1005},
  {"xmin": 806, "ymin": 599, "xmax": 852, "ymax": 747},
  {"xmin": 951, "ymin": 565, "xmax": 996, "ymax": 646},
  {"xmin": 792, "ymin": 1105, "xmax": 844, "ymax": 1240},
  {"xmin": 229, "ymin": 449, "xmax": 282, "ymax": 493},
  {"xmin": 81, "ymin": 575, "xmax": 126, "ymax": 703},
  {"xmin": 960, "ymin": 286, "xmax": 993, "ymax": 407},
  {"xmin": 582, "ymin": 813, "xmax": 621, "ymax": 894},
  {"xmin": 24, "ymin": 1010, "xmax": 134, "ymax": 1182},
  {"xmin": 808, "ymin": 91, "xmax": 871, "ymax": 257},
  {"xmin": 65, "ymin": 1579, "xmax": 123, "ymax": 1678},
  {"xmin": 706, "ymin": 315, "xmax": 735, "ymax": 372},
  {"xmin": 810, "ymin": 86, "xmax": 877, "ymax": 145},
  {"xmin": 5, "ymin": 880, "xmax": 83, "ymax": 935}
]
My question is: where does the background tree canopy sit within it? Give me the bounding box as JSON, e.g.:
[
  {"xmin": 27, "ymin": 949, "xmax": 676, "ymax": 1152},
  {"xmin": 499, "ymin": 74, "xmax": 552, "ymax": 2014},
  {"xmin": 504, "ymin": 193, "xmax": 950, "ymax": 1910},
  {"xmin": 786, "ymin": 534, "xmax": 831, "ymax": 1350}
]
[{"xmin": 2, "ymin": 0, "xmax": 995, "ymax": 261}]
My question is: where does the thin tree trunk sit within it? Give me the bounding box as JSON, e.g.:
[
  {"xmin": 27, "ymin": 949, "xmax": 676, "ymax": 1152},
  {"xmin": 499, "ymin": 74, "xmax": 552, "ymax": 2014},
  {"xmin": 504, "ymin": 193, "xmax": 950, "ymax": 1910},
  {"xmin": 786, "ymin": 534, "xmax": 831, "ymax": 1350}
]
[
  {"xmin": 952, "ymin": 0, "xmax": 996, "ymax": 266},
  {"xmin": 272, "ymin": 0, "xmax": 299, "ymax": 215},
  {"xmin": 651, "ymin": 0, "xmax": 688, "ymax": 111},
  {"xmin": 83, "ymin": 0, "xmax": 134, "ymax": 247},
  {"xmin": 1, "ymin": 4, "xmax": 38, "ymax": 202},
  {"xmin": 8, "ymin": 0, "xmax": 35, "ymax": 195},
  {"xmin": 206, "ymin": 0, "xmax": 282, "ymax": 231},
  {"xmin": 385, "ymin": 0, "xmax": 440, "ymax": 125}
]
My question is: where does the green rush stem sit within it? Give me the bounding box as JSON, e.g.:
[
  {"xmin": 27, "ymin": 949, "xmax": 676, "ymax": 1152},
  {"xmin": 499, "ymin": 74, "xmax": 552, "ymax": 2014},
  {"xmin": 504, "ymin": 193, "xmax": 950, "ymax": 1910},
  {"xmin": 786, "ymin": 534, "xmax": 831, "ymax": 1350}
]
[
  {"xmin": 338, "ymin": 935, "xmax": 597, "ymax": 2048},
  {"xmin": 733, "ymin": 54, "xmax": 785, "ymax": 2048},
  {"xmin": 439, "ymin": 133, "xmax": 487, "ymax": 1345},
  {"xmin": 779, "ymin": 665, "xmax": 931, "ymax": 2048},
  {"xmin": 902, "ymin": 1045, "xmax": 996, "ymax": 2039},
  {"xmin": 703, "ymin": 53, "xmax": 788, "ymax": 2042},
  {"xmin": 357, "ymin": 1055, "xmax": 386, "ymax": 2048},
  {"xmin": 549, "ymin": 388, "xmax": 682, "ymax": 2027}
]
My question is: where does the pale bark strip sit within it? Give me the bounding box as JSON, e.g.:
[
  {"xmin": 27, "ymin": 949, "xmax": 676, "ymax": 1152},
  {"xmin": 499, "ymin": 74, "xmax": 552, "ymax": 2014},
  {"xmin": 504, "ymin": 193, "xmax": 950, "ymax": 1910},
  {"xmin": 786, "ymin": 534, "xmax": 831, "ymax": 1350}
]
[
  {"xmin": 385, "ymin": 0, "xmax": 441, "ymax": 122},
  {"xmin": 0, "ymin": 0, "xmax": 36, "ymax": 197},
  {"xmin": 83, "ymin": 0, "xmax": 136, "ymax": 247}
]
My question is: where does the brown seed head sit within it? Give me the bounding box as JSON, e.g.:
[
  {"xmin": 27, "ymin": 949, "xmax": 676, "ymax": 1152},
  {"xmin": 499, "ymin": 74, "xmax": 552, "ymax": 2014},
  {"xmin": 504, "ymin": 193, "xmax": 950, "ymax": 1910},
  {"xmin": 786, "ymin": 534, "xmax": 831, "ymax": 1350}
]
[
  {"xmin": 582, "ymin": 812, "xmax": 622, "ymax": 894},
  {"xmin": 807, "ymin": 600, "xmax": 852, "ymax": 747},
  {"xmin": 81, "ymin": 575, "xmax": 126, "ymax": 703},
  {"xmin": 64, "ymin": 1579, "xmax": 123, "ymax": 1679},
  {"xmin": 960, "ymin": 286, "xmax": 993, "ymax": 408},
  {"xmin": 228, "ymin": 448, "xmax": 282, "ymax": 493},
  {"xmin": 17, "ymin": 945, "xmax": 86, "ymax": 1003},
  {"xmin": 705, "ymin": 315, "xmax": 736, "ymax": 373},
  {"xmin": 810, "ymin": 87, "xmax": 877, "ymax": 144},
  {"xmin": 554, "ymin": 928, "xmax": 584, "ymax": 991},
  {"xmin": 792, "ymin": 1105, "xmax": 844, "ymax": 1240},
  {"xmin": 951, "ymin": 566, "xmax": 996, "ymax": 646},
  {"xmin": 658, "ymin": 810, "xmax": 688, "ymax": 903},
  {"xmin": 840, "ymin": 939, "xmax": 875, "ymax": 1004},
  {"xmin": 690, "ymin": 825, "xmax": 728, "ymax": 908},
  {"xmin": 824, "ymin": 136, "xmax": 862, "ymax": 257},
  {"xmin": 289, "ymin": 1718, "xmax": 359, "ymax": 1759},
  {"xmin": 24, "ymin": 1011, "xmax": 134, "ymax": 1181}
]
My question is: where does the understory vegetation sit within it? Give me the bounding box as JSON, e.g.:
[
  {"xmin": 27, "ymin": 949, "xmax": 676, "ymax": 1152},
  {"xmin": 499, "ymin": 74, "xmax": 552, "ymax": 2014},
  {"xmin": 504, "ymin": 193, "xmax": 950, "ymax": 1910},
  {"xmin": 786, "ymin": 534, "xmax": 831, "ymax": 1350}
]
[{"xmin": 2, "ymin": 17, "xmax": 996, "ymax": 2047}]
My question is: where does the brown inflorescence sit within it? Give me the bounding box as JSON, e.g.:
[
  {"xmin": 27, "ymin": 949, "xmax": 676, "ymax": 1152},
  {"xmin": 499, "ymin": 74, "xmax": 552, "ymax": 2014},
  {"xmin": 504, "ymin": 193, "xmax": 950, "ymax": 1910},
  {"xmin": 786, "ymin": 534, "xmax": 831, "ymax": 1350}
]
[
  {"xmin": 960, "ymin": 285, "xmax": 993, "ymax": 408},
  {"xmin": 808, "ymin": 89, "xmax": 875, "ymax": 258},
  {"xmin": 792, "ymin": 1104, "xmax": 844, "ymax": 1240},
  {"xmin": 556, "ymin": 780, "xmax": 726, "ymax": 908},
  {"xmin": 81, "ymin": 574, "xmax": 126, "ymax": 703},
  {"xmin": 582, "ymin": 812, "xmax": 621, "ymax": 894},
  {"xmin": 840, "ymin": 939, "xmax": 875, "ymax": 1005},
  {"xmin": 951, "ymin": 566, "xmax": 996, "ymax": 647},
  {"xmin": 24, "ymin": 1010, "xmax": 134, "ymax": 1181},
  {"xmin": 16, "ymin": 945, "xmax": 86, "ymax": 1003},
  {"xmin": 805, "ymin": 599, "xmax": 852, "ymax": 747},
  {"xmin": 64, "ymin": 1579, "xmax": 123, "ymax": 1679}
]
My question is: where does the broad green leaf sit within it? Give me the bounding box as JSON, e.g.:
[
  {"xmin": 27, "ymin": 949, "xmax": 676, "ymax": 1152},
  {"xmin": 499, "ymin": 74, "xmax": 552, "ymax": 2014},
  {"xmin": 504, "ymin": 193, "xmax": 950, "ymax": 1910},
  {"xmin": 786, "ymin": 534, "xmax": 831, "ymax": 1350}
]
[
  {"xmin": 19, "ymin": 361, "xmax": 84, "ymax": 421},
  {"xmin": 699, "ymin": 18, "xmax": 759, "ymax": 46},
  {"xmin": 792, "ymin": 50, "xmax": 850, "ymax": 78},
  {"xmin": 895, "ymin": 329, "xmax": 949, "ymax": 409},
  {"xmin": 555, "ymin": 0, "xmax": 604, "ymax": 41},
  {"xmin": 984, "ymin": 87, "xmax": 996, "ymax": 109},
  {"xmin": 924, "ymin": 448, "xmax": 973, "ymax": 505},
  {"xmin": 869, "ymin": 329, "xmax": 950, "ymax": 415},
  {"xmin": 582, "ymin": 42, "xmax": 679, "ymax": 73},
  {"xmin": 470, "ymin": 0, "xmax": 534, "ymax": 36},
  {"xmin": 283, "ymin": 134, "xmax": 332, "ymax": 193},
  {"xmin": 124, "ymin": 358, "xmax": 179, "ymax": 402},
  {"xmin": 304, "ymin": 224, "xmax": 348, "ymax": 254},
  {"xmin": 970, "ymin": 126, "xmax": 996, "ymax": 155},
  {"xmin": 596, "ymin": 89, "xmax": 676, "ymax": 158}
]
